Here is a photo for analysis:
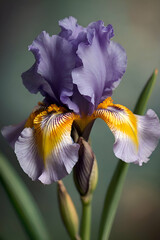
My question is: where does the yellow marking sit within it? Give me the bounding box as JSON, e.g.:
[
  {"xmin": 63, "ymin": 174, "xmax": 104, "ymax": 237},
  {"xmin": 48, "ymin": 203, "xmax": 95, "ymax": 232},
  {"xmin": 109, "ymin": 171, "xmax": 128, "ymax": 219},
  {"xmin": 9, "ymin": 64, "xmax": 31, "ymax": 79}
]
[
  {"xmin": 32, "ymin": 103, "xmax": 79, "ymax": 165},
  {"xmin": 47, "ymin": 104, "xmax": 68, "ymax": 113},
  {"xmin": 25, "ymin": 103, "xmax": 68, "ymax": 128},
  {"xmin": 97, "ymin": 97, "xmax": 114, "ymax": 109},
  {"xmin": 25, "ymin": 106, "xmax": 46, "ymax": 128},
  {"xmin": 24, "ymin": 98, "xmax": 139, "ymax": 166},
  {"xmin": 74, "ymin": 115, "xmax": 94, "ymax": 133},
  {"xmin": 94, "ymin": 98, "xmax": 138, "ymax": 148},
  {"xmin": 74, "ymin": 97, "xmax": 138, "ymax": 147}
]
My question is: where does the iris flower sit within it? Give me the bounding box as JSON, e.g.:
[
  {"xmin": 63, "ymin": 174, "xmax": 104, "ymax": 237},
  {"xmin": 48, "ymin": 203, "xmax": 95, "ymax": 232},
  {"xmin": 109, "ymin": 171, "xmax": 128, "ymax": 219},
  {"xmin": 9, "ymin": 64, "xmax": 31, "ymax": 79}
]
[{"xmin": 2, "ymin": 17, "xmax": 160, "ymax": 184}]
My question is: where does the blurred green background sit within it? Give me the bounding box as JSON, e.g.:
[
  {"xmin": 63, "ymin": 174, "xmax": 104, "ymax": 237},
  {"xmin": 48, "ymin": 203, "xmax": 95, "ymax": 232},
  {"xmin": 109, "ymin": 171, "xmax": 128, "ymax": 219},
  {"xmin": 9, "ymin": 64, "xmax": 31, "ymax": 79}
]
[{"xmin": 0, "ymin": 0, "xmax": 160, "ymax": 239}]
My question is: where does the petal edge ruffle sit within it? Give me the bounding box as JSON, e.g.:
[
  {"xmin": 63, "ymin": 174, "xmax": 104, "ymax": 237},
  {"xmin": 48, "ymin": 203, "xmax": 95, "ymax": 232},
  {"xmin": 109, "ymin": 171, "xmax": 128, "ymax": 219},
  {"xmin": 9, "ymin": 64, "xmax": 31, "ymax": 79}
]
[{"xmin": 72, "ymin": 22, "xmax": 127, "ymax": 114}]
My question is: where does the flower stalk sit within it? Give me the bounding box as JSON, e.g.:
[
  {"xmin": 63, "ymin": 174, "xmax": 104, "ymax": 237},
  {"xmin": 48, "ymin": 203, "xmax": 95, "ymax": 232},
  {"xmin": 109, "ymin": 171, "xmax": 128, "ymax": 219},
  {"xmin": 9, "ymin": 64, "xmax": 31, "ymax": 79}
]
[{"xmin": 80, "ymin": 197, "xmax": 92, "ymax": 240}]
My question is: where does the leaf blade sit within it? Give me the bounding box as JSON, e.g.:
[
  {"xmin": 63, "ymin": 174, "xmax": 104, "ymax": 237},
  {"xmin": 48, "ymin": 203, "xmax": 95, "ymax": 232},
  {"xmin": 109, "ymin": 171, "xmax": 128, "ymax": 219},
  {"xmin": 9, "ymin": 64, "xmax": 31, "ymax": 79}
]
[{"xmin": 0, "ymin": 153, "xmax": 51, "ymax": 240}]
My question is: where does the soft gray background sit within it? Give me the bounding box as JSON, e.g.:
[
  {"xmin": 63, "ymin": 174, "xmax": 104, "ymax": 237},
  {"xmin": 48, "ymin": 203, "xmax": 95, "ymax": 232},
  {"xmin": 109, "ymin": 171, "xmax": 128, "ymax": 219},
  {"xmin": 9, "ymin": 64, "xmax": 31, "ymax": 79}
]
[{"xmin": 0, "ymin": 0, "xmax": 160, "ymax": 239}]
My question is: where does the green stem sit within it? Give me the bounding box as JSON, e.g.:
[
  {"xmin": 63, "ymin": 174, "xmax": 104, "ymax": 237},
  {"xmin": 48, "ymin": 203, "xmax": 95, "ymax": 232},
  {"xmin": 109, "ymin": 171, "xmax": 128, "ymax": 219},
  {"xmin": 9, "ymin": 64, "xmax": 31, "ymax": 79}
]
[
  {"xmin": 98, "ymin": 161, "xmax": 129, "ymax": 240},
  {"xmin": 80, "ymin": 197, "xmax": 92, "ymax": 240}
]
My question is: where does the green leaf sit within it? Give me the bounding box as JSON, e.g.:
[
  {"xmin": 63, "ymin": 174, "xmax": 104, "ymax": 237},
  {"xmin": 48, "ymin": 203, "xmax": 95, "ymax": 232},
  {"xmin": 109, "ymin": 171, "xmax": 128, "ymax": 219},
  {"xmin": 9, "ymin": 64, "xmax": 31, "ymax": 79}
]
[
  {"xmin": 134, "ymin": 69, "xmax": 158, "ymax": 115},
  {"xmin": 98, "ymin": 69, "xmax": 158, "ymax": 240},
  {"xmin": 0, "ymin": 153, "xmax": 51, "ymax": 240}
]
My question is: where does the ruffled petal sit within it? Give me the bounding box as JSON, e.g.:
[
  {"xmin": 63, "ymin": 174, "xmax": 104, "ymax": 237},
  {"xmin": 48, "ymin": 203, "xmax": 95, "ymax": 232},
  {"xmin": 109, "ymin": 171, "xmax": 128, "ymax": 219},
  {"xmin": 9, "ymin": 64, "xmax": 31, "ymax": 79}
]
[
  {"xmin": 22, "ymin": 62, "xmax": 54, "ymax": 100},
  {"xmin": 59, "ymin": 16, "xmax": 88, "ymax": 69},
  {"xmin": 94, "ymin": 98, "xmax": 160, "ymax": 165},
  {"xmin": 72, "ymin": 21, "xmax": 127, "ymax": 114},
  {"xmin": 1, "ymin": 120, "xmax": 26, "ymax": 149},
  {"xmin": 22, "ymin": 31, "xmax": 76, "ymax": 106},
  {"xmin": 15, "ymin": 128, "xmax": 44, "ymax": 180},
  {"xmin": 59, "ymin": 16, "xmax": 85, "ymax": 42}
]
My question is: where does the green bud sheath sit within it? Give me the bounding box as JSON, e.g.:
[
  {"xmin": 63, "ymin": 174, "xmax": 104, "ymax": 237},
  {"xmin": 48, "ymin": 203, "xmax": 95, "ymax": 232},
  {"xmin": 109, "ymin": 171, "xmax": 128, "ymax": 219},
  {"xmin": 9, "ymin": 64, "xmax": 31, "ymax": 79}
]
[{"xmin": 57, "ymin": 181, "xmax": 79, "ymax": 240}]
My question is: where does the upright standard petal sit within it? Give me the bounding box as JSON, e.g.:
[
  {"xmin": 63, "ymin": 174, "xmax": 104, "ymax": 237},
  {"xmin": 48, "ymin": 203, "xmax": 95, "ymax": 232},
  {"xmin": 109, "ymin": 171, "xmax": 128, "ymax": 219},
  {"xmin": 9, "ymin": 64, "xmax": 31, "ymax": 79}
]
[
  {"xmin": 59, "ymin": 16, "xmax": 88, "ymax": 67},
  {"xmin": 22, "ymin": 19, "xmax": 127, "ymax": 115},
  {"xmin": 59, "ymin": 16, "xmax": 85, "ymax": 42},
  {"xmin": 72, "ymin": 21, "xmax": 127, "ymax": 114},
  {"xmin": 94, "ymin": 98, "xmax": 160, "ymax": 165},
  {"xmin": 22, "ymin": 31, "xmax": 77, "ymax": 106},
  {"xmin": 14, "ymin": 104, "xmax": 80, "ymax": 184}
]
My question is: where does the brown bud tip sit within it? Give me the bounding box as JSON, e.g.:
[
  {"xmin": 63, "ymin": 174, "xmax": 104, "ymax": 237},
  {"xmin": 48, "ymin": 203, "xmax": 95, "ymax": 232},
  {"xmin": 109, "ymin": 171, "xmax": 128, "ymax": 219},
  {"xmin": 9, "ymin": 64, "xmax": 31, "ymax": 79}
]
[
  {"xmin": 155, "ymin": 68, "xmax": 158, "ymax": 75},
  {"xmin": 74, "ymin": 137, "xmax": 98, "ymax": 199}
]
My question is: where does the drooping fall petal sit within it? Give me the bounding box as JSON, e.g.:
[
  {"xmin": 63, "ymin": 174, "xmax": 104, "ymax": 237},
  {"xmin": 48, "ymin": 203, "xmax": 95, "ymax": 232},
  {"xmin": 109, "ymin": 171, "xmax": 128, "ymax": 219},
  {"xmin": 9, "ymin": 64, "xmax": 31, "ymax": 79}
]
[
  {"xmin": 4, "ymin": 105, "xmax": 80, "ymax": 184},
  {"xmin": 94, "ymin": 98, "xmax": 160, "ymax": 165}
]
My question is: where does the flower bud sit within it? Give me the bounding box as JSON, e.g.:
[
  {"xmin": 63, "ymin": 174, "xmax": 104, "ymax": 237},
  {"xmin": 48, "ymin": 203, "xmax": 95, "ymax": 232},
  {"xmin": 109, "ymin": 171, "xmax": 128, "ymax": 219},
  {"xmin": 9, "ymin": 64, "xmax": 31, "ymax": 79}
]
[
  {"xmin": 57, "ymin": 180, "xmax": 79, "ymax": 239},
  {"xmin": 74, "ymin": 137, "xmax": 98, "ymax": 202}
]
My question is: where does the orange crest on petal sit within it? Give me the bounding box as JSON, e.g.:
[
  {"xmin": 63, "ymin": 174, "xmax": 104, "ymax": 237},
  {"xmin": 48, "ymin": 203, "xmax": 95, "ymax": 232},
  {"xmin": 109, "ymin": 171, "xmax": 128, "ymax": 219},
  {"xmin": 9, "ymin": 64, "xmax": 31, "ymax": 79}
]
[
  {"xmin": 97, "ymin": 97, "xmax": 113, "ymax": 109},
  {"xmin": 94, "ymin": 98, "xmax": 139, "ymax": 149}
]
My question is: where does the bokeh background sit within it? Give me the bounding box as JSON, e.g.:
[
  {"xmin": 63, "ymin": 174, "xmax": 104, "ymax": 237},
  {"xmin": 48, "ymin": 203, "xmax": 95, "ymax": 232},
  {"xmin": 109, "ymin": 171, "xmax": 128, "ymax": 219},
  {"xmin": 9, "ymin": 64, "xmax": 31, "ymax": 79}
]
[{"xmin": 0, "ymin": 0, "xmax": 160, "ymax": 239}]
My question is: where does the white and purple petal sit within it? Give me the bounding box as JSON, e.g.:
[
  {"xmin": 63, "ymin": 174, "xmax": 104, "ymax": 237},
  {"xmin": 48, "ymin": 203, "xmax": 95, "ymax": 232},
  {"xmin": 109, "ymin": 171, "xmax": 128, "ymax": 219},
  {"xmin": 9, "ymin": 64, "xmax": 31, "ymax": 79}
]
[
  {"xmin": 94, "ymin": 99, "xmax": 160, "ymax": 165},
  {"xmin": 12, "ymin": 108, "xmax": 79, "ymax": 184},
  {"xmin": 113, "ymin": 109, "xmax": 160, "ymax": 165},
  {"xmin": 15, "ymin": 128, "xmax": 44, "ymax": 180},
  {"xmin": 34, "ymin": 110, "xmax": 80, "ymax": 183},
  {"xmin": 134, "ymin": 109, "xmax": 160, "ymax": 165}
]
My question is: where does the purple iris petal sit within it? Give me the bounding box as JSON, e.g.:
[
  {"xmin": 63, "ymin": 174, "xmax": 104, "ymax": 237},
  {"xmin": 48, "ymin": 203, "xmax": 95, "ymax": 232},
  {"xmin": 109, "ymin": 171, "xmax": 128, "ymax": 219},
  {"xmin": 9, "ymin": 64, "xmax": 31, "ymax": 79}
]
[
  {"xmin": 59, "ymin": 16, "xmax": 87, "ymax": 67},
  {"xmin": 22, "ymin": 17, "xmax": 127, "ymax": 115},
  {"xmin": 72, "ymin": 21, "xmax": 127, "ymax": 114},
  {"xmin": 59, "ymin": 16, "xmax": 85, "ymax": 43},
  {"xmin": 1, "ymin": 17, "xmax": 160, "ymax": 185},
  {"xmin": 22, "ymin": 31, "xmax": 77, "ymax": 108}
]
